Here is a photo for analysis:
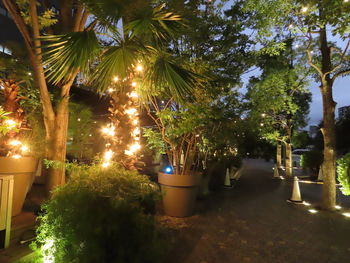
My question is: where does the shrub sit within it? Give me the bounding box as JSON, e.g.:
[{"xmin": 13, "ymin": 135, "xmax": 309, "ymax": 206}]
[
  {"xmin": 337, "ymin": 153, "xmax": 350, "ymax": 196},
  {"xmin": 31, "ymin": 163, "xmax": 164, "ymax": 263},
  {"xmin": 300, "ymin": 150, "xmax": 323, "ymax": 174}
]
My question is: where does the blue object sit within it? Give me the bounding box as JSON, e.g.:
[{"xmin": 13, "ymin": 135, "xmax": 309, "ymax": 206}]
[{"xmin": 164, "ymin": 166, "xmax": 172, "ymax": 174}]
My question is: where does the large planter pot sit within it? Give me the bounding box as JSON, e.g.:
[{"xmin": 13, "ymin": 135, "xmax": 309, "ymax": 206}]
[
  {"xmin": 158, "ymin": 172, "xmax": 199, "ymax": 217},
  {"xmin": 0, "ymin": 157, "xmax": 38, "ymax": 216}
]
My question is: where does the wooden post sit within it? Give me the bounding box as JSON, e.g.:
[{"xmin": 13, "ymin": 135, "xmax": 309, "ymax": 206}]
[{"xmin": 0, "ymin": 175, "xmax": 14, "ymax": 249}]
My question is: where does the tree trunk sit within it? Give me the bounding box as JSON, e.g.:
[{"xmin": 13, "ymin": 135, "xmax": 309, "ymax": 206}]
[
  {"xmin": 320, "ymin": 83, "xmax": 336, "ymax": 209},
  {"xmin": 276, "ymin": 141, "xmax": 282, "ymax": 169},
  {"xmin": 319, "ymin": 26, "xmax": 336, "ymax": 210},
  {"xmin": 45, "ymin": 97, "xmax": 69, "ymax": 191},
  {"xmin": 285, "ymin": 142, "xmax": 292, "ymax": 177}
]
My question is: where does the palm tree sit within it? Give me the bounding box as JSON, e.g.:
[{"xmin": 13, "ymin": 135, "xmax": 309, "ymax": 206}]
[{"xmin": 36, "ymin": 1, "xmax": 199, "ymax": 176}]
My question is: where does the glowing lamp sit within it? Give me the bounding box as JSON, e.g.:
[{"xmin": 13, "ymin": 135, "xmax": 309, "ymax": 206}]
[{"xmin": 164, "ymin": 166, "xmax": 172, "ymax": 174}]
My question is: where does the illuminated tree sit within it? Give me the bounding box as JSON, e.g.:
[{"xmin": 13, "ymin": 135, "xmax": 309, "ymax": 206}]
[{"xmin": 243, "ymin": 0, "xmax": 350, "ymax": 209}]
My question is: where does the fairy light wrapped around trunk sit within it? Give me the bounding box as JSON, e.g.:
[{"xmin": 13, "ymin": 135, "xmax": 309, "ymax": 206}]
[{"xmin": 100, "ymin": 65, "xmax": 143, "ymax": 169}]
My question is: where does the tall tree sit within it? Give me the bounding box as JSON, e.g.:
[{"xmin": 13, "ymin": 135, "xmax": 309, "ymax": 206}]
[
  {"xmin": 3, "ymin": 0, "xmax": 198, "ymax": 190},
  {"xmin": 243, "ymin": 0, "xmax": 350, "ymax": 209}
]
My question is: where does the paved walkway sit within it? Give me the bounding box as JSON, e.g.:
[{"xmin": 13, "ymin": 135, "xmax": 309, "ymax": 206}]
[{"xmin": 165, "ymin": 159, "xmax": 350, "ymax": 263}]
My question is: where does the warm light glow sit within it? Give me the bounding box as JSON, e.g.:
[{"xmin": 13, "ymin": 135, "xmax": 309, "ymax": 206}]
[
  {"xmin": 125, "ymin": 108, "xmax": 137, "ymax": 115},
  {"xmin": 131, "ymin": 82, "xmax": 137, "ymax": 87},
  {"xmin": 102, "ymin": 126, "xmax": 115, "ymax": 136},
  {"xmin": 12, "ymin": 154, "xmax": 22, "ymax": 159},
  {"xmin": 136, "ymin": 64, "xmax": 143, "ymax": 72},
  {"xmin": 335, "ymin": 205, "xmax": 342, "ymax": 210},
  {"xmin": 343, "ymin": 212, "xmax": 350, "ymax": 217},
  {"xmin": 4, "ymin": 119, "xmax": 16, "ymax": 128},
  {"xmin": 288, "ymin": 24, "xmax": 293, "ymax": 29},
  {"xmin": 344, "ymin": 0, "xmax": 349, "ymax": 3},
  {"xmin": 308, "ymin": 209, "xmax": 318, "ymax": 214},
  {"xmin": 9, "ymin": 140, "xmax": 21, "ymax": 146},
  {"xmin": 102, "ymin": 162, "xmax": 110, "ymax": 168},
  {"xmin": 125, "ymin": 150, "xmax": 133, "ymax": 156},
  {"xmin": 129, "ymin": 142, "xmax": 141, "ymax": 153},
  {"xmin": 20, "ymin": 145, "xmax": 29, "ymax": 152},
  {"xmin": 129, "ymin": 91, "xmax": 138, "ymax": 98},
  {"xmin": 303, "ymin": 201, "xmax": 311, "ymax": 206},
  {"xmin": 260, "ymin": 123, "xmax": 264, "ymax": 127},
  {"xmin": 104, "ymin": 150, "xmax": 113, "ymax": 161},
  {"xmin": 301, "ymin": 6, "xmax": 308, "ymax": 13},
  {"xmin": 108, "ymin": 88, "xmax": 114, "ymax": 93},
  {"xmin": 113, "ymin": 76, "xmax": 119, "ymax": 82},
  {"xmin": 261, "ymin": 113, "xmax": 266, "ymax": 118},
  {"xmin": 133, "ymin": 127, "xmax": 140, "ymax": 135}
]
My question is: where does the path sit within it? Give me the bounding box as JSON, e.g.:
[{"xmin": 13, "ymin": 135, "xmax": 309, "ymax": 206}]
[{"xmin": 164, "ymin": 159, "xmax": 350, "ymax": 263}]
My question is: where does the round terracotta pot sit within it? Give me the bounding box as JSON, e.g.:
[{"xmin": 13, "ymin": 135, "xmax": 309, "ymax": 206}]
[
  {"xmin": 0, "ymin": 157, "xmax": 38, "ymax": 216},
  {"xmin": 158, "ymin": 172, "xmax": 199, "ymax": 217}
]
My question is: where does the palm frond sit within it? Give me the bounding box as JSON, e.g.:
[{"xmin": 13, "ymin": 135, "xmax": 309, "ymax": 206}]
[
  {"xmin": 41, "ymin": 30, "xmax": 100, "ymax": 85},
  {"xmin": 90, "ymin": 39, "xmax": 141, "ymax": 92},
  {"xmin": 125, "ymin": 3, "xmax": 184, "ymax": 43},
  {"xmin": 142, "ymin": 51, "xmax": 200, "ymax": 103},
  {"xmin": 82, "ymin": 0, "xmax": 122, "ymax": 29}
]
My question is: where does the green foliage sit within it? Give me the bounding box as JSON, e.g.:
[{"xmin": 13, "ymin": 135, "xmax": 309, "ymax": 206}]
[
  {"xmin": 300, "ymin": 150, "xmax": 323, "ymax": 173},
  {"xmin": 67, "ymin": 102, "xmax": 94, "ymax": 160},
  {"xmin": 0, "ymin": 107, "xmax": 12, "ymax": 135},
  {"xmin": 337, "ymin": 153, "xmax": 350, "ymax": 195},
  {"xmin": 143, "ymin": 128, "xmax": 166, "ymax": 155},
  {"xmin": 292, "ymin": 131, "xmax": 311, "ymax": 149},
  {"xmin": 42, "ymin": 31, "xmax": 100, "ymax": 85},
  {"xmin": 31, "ymin": 163, "xmax": 163, "ymax": 263}
]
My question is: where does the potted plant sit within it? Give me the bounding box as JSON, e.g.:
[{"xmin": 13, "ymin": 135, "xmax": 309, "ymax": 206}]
[
  {"xmin": 144, "ymin": 98, "xmax": 207, "ymax": 217},
  {"xmin": 0, "ymin": 51, "xmax": 39, "ymax": 216}
]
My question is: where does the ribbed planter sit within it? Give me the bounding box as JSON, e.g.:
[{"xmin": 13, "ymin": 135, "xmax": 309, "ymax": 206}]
[
  {"xmin": 158, "ymin": 172, "xmax": 199, "ymax": 217},
  {"xmin": 0, "ymin": 157, "xmax": 38, "ymax": 216}
]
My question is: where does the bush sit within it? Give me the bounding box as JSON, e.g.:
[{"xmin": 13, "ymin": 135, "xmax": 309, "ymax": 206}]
[
  {"xmin": 337, "ymin": 153, "xmax": 350, "ymax": 196},
  {"xmin": 300, "ymin": 150, "xmax": 323, "ymax": 174},
  {"xmin": 31, "ymin": 163, "xmax": 164, "ymax": 263}
]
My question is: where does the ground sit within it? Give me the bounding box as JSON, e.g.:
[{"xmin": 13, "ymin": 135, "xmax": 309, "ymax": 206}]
[{"xmin": 163, "ymin": 159, "xmax": 350, "ymax": 263}]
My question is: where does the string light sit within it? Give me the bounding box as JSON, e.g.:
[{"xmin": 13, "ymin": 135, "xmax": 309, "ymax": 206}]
[
  {"xmin": 301, "ymin": 6, "xmax": 308, "ymax": 13},
  {"xmin": 108, "ymin": 88, "xmax": 114, "ymax": 93},
  {"xmin": 9, "ymin": 140, "xmax": 21, "ymax": 146},
  {"xmin": 104, "ymin": 150, "xmax": 113, "ymax": 161},
  {"xmin": 125, "ymin": 108, "xmax": 137, "ymax": 116},
  {"xmin": 4, "ymin": 119, "xmax": 16, "ymax": 128},
  {"xmin": 129, "ymin": 91, "xmax": 138, "ymax": 98},
  {"xmin": 20, "ymin": 145, "xmax": 29, "ymax": 152},
  {"xmin": 131, "ymin": 82, "xmax": 137, "ymax": 87},
  {"xmin": 113, "ymin": 76, "xmax": 119, "ymax": 82},
  {"xmin": 102, "ymin": 162, "xmax": 110, "ymax": 168},
  {"xmin": 136, "ymin": 64, "xmax": 143, "ymax": 72}
]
